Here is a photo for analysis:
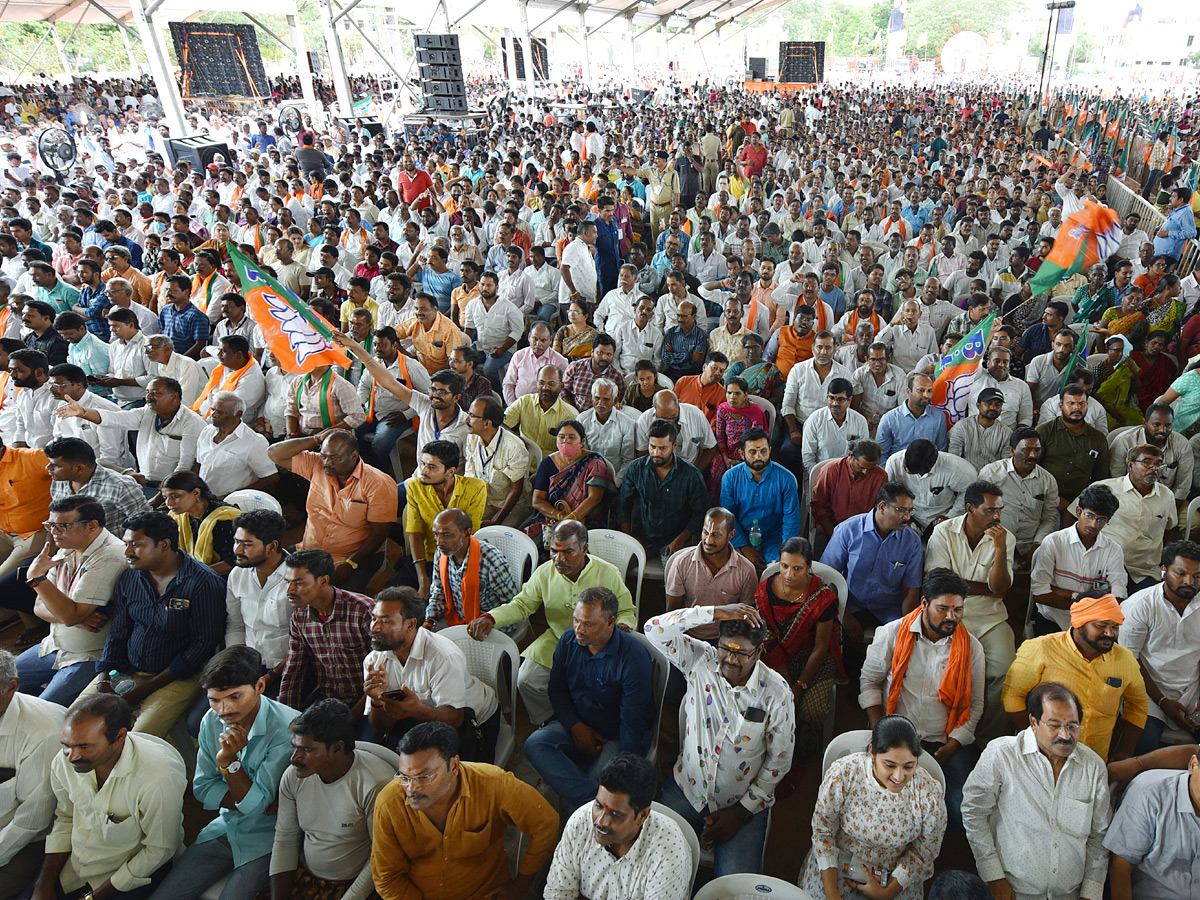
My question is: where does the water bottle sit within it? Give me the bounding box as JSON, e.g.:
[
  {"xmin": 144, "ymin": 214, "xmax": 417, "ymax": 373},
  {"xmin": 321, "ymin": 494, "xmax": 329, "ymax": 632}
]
[
  {"xmin": 749, "ymin": 520, "xmax": 763, "ymax": 550},
  {"xmin": 109, "ymin": 670, "xmax": 136, "ymax": 696}
]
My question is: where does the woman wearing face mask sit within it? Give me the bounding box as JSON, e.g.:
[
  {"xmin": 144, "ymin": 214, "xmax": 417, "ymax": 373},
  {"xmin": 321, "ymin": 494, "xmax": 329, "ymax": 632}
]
[
  {"xmin": 802, "ymin": 715, "xmax": 947, "ymax": 900},
  {"xmin": 523, "ymin": 419, "xmax": 615, "ymax": 543}
]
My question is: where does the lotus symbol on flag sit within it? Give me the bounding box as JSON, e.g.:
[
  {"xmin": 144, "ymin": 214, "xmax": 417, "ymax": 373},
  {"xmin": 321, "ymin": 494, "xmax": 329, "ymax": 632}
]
[{"xmin": 260, "ymin": 289, "xmax": 338, "ymax": 366}]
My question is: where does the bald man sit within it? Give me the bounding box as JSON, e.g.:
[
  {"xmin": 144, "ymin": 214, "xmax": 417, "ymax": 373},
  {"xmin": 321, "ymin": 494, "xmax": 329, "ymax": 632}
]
[{"xmin": 633, "ymin": 390, "xmax": 717, "ymax": 470}]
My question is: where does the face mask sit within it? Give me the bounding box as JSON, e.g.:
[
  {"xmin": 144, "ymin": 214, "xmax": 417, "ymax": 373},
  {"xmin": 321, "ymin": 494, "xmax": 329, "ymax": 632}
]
[{"xmin": 557, "ymin": 441, "xmax": 582, "ymax": 459}]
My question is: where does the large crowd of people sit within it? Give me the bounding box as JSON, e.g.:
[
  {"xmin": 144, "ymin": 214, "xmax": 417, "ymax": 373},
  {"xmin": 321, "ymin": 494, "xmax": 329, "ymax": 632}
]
[{"xmin": 0, "ymin": 67, "xmax": 1199, "ymax": 900}]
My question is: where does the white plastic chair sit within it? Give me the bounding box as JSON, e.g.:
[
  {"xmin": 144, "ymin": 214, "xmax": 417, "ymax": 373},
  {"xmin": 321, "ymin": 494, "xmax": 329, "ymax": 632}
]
[
  {"xmin": 586, "ymin": 528, "xmax": 647, "ymax": 621},
  {"xmin": 357, "ymin": 740, "xmax": 400, "ymax": 770},
  {"xmin": 821, "ymin": 729, "xmax": 946, "ymax": 792},
  {"xmin": 694, "ymin": 874, "xmax": 816, "ymax": 900},
  {"xmin": 1185, "ymin": 495, "xmax": 1200, "ymax": 541},
  {"xmin": 440, "ymin": 625, "xmax": 521, "ymax": 768},
  {"xmin": 476, "ymin": 525, "xmax": 538, "ymax": 642},
  {"xmin": 656, "ymin": 372, "xmax": 675, "ymax": 391},
  {"xmin": 520, "ymin": 433, "xmax": 543, "ymax": 476},
  {"xmin": 224, "ymin": 489, "xmax": 283, "ymax": 514},
  {"xmin": 805, "ymin": 458, "xmax": 833, "ymax": 542},
  {"xmin": 1106, "ymin": 424, "xmax": 1139, "ymax": 447},
  {"xmin": 630, "ymin": 631, "xmax": 671, "ymax": 763},
  {"xmin": 747, "ymin": 394, "xmax": 777, "ymax": 437},
  {"xmin": 652, "ymin": 801, "xmax": 701, "ymax": 893}
]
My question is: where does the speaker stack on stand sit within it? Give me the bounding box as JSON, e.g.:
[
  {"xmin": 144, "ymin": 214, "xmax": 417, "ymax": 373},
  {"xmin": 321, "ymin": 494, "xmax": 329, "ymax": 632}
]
[
  {"xmin": 416, "ymin": 34, "xmax": 467, "ymax": 114},
  {"xmin": 778, "ymin": 41, "xmax": 825, "ymax": 83}
]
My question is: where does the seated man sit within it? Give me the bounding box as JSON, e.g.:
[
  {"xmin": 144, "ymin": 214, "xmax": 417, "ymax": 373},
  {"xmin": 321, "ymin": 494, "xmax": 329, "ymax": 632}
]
[
  {"xmin": 424, "ymin": 509, "xmax": 517, "ymax": 630},
  {"xmin": 720, "ymin": 426, "xmax": 802, "ymax": 568},
  {"xmin": 74, "ymin": 510, "xmax": 224, "ymax": 737},
  {"xmin": 362, "ymin": 586, "xmax": 500, "ymax": 760},
  {"xmin": 190, "ymin": 335, "xmax": 266, "ymax": 424},
  {"xmin": 403, "ymin": 441, "xmax": 487, "ymax": 600},
  {"xmin": 144, "ymin": 334, "xmax": 202, "ymax": 406},
  {"xmin": 876, "ymin": 372, "xmax": 948, "ymax": 460},
  {"xmin": 47, "ymin": 364, "xmax": 129, "ymax": 469},
  {"xmin": 277, "ymin": 549, "xmax": 374, "ymax": 716},
  {"xmin": 28, "ymin": 694, "xmax": 187, "ymax": 900},
  {"xmin": 467, "ymin": 521, "xmax": 635, "ymax": 725},
  {"xmin": 1121, "ymin": 541, "xmax": 1200, "ymax": 754},
  {"xmin": 618, "ymin": 419, "xmax": 709, "ymax": 567},
  {"xmin": 664, "ymin": 507, "xmax": 758, "ymax": 642},
  {"xmin": 977, "ymin": 428, "xmax": 1059, "ymax": 570},
  {"xmin": 562, "ymin": 334, "xmax": 626, "ymax": 412},
  {"xmin": 45, "ymin": 437, "xmax": 150, "ymax": 538},
  {"xmin": 1103, "ymin": 749, "xmax": 1200, "ymax": 900},
  {"xmin": 0, "ymin": 649, "xmax": 65, "ymax": 895},
  {"xmin": 1004, "ymin": 594, "xmax": 1149, "ymax": 762},
  {"xmin": 147, "ymin": 646, "xmax": 298, "ymax": 900},
  {"xmin": 463, "ymin": 396, "xmax": 531, "ymax": 527},
  {"xmin": 371, "ymin": 722, "xmax": 559, "ymax": 900},
  {"xmin": 1082, "ymin": 443, "xmax": 1177, "ymax": 592},
  {"xmin": 12, "ymin": 497, "xmax": 126, "ymax": 706},
  {"xmin": 822, "ymin": 482, "xmax": 923, "ymax": 689},
  {"xmin": 948, "ymin": 388, "xmax": 1012, "ymax": 473},
  {"xmin": 525, "ymin": 588, "xmax": 654, "ymax": 814},
  {"xmin": 801, "ymin": 377, "xmax": 870, "ymax": 473},
  {"xmin": 502, "ymin": 321, "xmax": 568, "ymax": 405},
  {"xmin": 884, "ymin": 438, "xmax": 977, "ymax": 536},
  {"xmin": 925, "ymin": 481, "xmax": 1016, "ymax": 745},
  {"xmin": 195, "ymin": 392, "xmax": 277, "ymax": 498},
  {"xmin": 354, "ymin": 325, "xmax": 431, "ymax": 470},
  {"xmin": 268, "ymin": 429, "xmax": 396, "ymax": 592},
  {"xmin": 1030, "ymin": 483, "xmax": 1127, "ymax": 632},
  {"xmin": 1107, "ymin": 403, "xmax": 1193, "ymax": 503},
  {"xmin": 860, "ymin": 568, "xmax": 985, "ymax": 829},
  {"xmin": 271, "ymin": 699, "xmax": 395, "ymax": 900},
  {"xmin": 57, "ymin": 376, "xmax": 205, "ymax": 500},
  {"xmin": 673, "ymin": 352, "xmax": 729, "ymax": 429},
  {"xmin": 645, "ymin": 602, "xmax": 794, "ymax": 876},
  {"xmin": 578, "ymin": 378, "xmax": 638, "ymax": 486},
  {"xmin": 502, "ymin": 364, "xmax": 578, "ymax": 457},
  {"xmin": 633, "ymin": 390, "xmax": 717, "ymax": 470},
  {"xmin": 962, "ymin": 683, "xmax": 1111, "ymax": 900},
  {"xmin": 226, "ymin": 511, "xmax": 291, "ymax": 688},
  {"xmin": 544, "ymin": 753, "xmax": 692, "ymax": 900},
  {"xmin": 809, "ymin": 440, "xmax": 887, "ymax": 557},
  {"xmin": 284, "ymin": 364, "xmax": 365, "ymax": 438}
]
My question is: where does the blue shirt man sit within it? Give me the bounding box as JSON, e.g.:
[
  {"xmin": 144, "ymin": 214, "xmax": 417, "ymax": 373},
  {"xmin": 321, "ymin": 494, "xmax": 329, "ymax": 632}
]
[
  {"xmin": 592, "ymin": 206, "xmax": 622, "ymax": 296},
  {"xmin": 145, "ymin": 646, "xmax": 299, "ymax": 900},
  {"xmin": 159, "ymin": 300, "xmax": 211, "ymax": 355},
  {"xmin": 821, "ymin": 487, "xmax": 923, "ymax": 623},
  {"xmin": 1153, "ymin": 190, "xmax": 1197, "ymax": 261},
  {"xmin": 524, "ymin": 591, "xmax": 654, "ymax": 814},
  {"xmin": 1103, "ymin": 769, "xmax": 1200, "ymax": 900},
  {"xmin": 719, "ymin": 431, "xmax": 802, "ymax": 564},
  {"xmin": 876, "ymin": 373, "xmax": 948, "ymax": 459}
]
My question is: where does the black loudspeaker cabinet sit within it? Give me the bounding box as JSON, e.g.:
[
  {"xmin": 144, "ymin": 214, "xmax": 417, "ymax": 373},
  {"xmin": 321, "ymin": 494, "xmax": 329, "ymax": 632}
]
[
  {"xmin": 338, "ymin": 116, "xmax": 385, "ymax": 138},
  {"xmin": 749, "ymin": 56, "xmax": 767, "ymax": 80},
  {"xmin": 778, "ymin": 41, "xmax": 825, "ymax": 83},
  {"xmin": 307, "ymin": 51, "xmax": 321, "ymax": 75},
  {"xmin": 425, "ymin": 96, "xmax": 468, "ymax": 113},
  {"xmin": 416, "ymin": 48, "xmax": 462, "ymax": 66},
  {"xmin": 415, "ymin": 33, "xmax": 459, "ymax": 51},
  {"xmin": 165, "ymin": 136, "xmax": 231, "ymax": 171}
]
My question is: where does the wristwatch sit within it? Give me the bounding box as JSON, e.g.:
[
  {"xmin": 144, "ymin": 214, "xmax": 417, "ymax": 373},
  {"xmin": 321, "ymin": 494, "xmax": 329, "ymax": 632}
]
[
  {"xmin": 219, "ymin": 759, "xmax": 243, "ymax": 776},
  {"xmin": 27, "ymin": 574, "xmax": 49, "ymax": 587}
]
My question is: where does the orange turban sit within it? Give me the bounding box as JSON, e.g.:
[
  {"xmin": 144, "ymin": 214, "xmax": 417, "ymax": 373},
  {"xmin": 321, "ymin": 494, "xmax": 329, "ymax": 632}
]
[{"xmin": 1070, "ymin": 594, "xmax": 1125, "ymax": 629}]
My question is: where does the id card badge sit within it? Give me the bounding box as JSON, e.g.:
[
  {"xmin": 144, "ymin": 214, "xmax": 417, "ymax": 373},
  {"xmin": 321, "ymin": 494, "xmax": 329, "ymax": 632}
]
[{"xmin": 167, "ymin": 598, "xmax": 191, "ymax": 611}]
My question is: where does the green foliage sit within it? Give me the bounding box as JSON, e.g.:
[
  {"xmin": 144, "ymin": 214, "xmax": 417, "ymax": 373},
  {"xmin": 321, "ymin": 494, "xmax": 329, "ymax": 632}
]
[
  {"xmin": 780, "ymin": 0, "xmax": 892, "ymax": 56},
  {"xmin": 901, "ymin": 0, "xmax": 1016, "ymax": 54}
]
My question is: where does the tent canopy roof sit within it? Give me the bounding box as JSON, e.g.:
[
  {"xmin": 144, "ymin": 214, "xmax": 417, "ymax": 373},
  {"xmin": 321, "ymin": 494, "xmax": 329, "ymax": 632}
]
[{"xmin": 0, "ymin": 0, "xmax": 298, "ymax": 26}]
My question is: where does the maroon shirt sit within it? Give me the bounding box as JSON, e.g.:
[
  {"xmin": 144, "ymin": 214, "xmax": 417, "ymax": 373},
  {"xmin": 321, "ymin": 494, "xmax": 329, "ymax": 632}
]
[{"xmin": 810, "ymin": 456, "xmax": 888, "ymax": 535}]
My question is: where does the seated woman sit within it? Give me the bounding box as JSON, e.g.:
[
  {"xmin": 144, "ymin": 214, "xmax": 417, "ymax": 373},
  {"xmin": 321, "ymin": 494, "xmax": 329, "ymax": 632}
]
[
  {"xmin": 1142, "ymin": 273, "xmax": 1184, "ymax": 342},
  {"xmin": 523, "ymin": 419, "xmax": 615, "ymax": 543},
  {"xmin": 1132, "ymin": 331, "xmax": 1179, "ymax": 410},
  {"xmin": 723, "ymin": 331, "xmax": 783, "ymax": 407},
  {"xmin": 554, "ymin": 300, "xmax": 598, "ymax": 360},
  {"xmin": 622, "ymin": 359, "xmax": 665, "ymax": 413},
  {"xmin": 1156, "ymin": 357, "xmax": 1200, "ymax": 436},
  {"xmin": 160, "ymin": 470, "xmax": 241, "ymax": 576},
  {"xmin": 757, "ymin": 537, "xmax": 844, "ymax": 765},
  {"xmin": 710, "ymin": 376, "xmax": 769, "ymax": 501},
  {"xmin": 1093, "ymin": 285, "xmax": 1147, "ymax": 346},
  {"xmin": 801, "ymin": 715, "xmax": 947, "ymax": 900},
  {"xmin": 450, "ymin": 343, "xmax": 494, "ymax": 407},
  {"xmin": 1089, "ymin": 334, "xmax": 1142, "ymax": 429}
]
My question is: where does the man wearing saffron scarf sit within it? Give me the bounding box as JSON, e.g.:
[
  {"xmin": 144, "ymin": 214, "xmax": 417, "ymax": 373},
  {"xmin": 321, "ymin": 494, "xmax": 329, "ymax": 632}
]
[
  {"xmin": 190, "ymin": 335, "xmax": 266, "ymax": 424},
  {"xmin": 424, "ymin": 508, "xmax": 516, "ymax": 631},
  {"xmin": 859, "ymin": 567, "xmax": 984, "ymax": 830}
]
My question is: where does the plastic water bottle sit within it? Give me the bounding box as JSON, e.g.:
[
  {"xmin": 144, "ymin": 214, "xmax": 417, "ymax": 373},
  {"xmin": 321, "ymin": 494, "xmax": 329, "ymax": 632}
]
[
  {"xmin": 109, "ymin": 670, "xmax": 136, "ymax": 696},
  {"xmin": 749, "ymin": 520, "xmax": 763, "ymax": 550}
]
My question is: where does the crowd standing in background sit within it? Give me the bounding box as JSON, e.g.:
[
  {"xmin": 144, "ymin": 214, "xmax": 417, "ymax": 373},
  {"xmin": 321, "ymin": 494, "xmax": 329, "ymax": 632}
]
[{"xmin": 0, "ymin": 68, "xmax": 1200, "ymax": 900}]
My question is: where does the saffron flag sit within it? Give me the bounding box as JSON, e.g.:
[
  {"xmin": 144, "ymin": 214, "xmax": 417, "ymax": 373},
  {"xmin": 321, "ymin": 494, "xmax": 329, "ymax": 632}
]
[
  {"xmin": 1027, "ymin": 202, "xmax": 1122, "ymax": 297},
  {"xmin": 227, "ymin": 245, "xmax": 350, "ymax": 374},
  {"xmin": 932, "ymin": 312, "xmax": 998, "ymax": 426}
]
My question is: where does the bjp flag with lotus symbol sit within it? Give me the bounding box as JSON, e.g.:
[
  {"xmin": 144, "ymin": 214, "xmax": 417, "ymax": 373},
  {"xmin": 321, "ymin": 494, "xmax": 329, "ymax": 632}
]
[
  {"xmin": 932, "ymin": 312, "xmax": 998, "ymax": 425},
  {"xmin": 227, "ymin": 245, "xmax": 350, "ymax": 374}
]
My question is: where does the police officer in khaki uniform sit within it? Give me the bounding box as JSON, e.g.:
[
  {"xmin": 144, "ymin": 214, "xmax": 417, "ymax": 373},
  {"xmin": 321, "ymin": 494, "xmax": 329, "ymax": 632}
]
[{"xmin": 618, "ymin": 150, "xmax": 679, "ymax": 244}]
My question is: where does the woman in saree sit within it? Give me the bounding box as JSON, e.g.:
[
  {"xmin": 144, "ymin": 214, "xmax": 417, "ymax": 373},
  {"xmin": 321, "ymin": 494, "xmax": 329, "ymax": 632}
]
[
  {"xmin": 554, "ymin": 300, "xmax": 598, "ymax": 360},
  {"xmin": 160, "ymin": 470, "xmax": 241, "ymax": 576},
  {"xmin": 1142, "ymin": 273, "xmax": 1184, "ymax": 341},
  {"xmin": 756, "ymin": 537, "xmax": 845, "ymax": 765},
  {"xmin": 722, "ymin": 332, "xmax": 784, "ymax": 407},
  {"xmin": 524, "ymin": 420, "xmax": 615, "ymax": 543},
  {"xmin": 1090, "ymin": 334, "xmax": 1143, "ymax": 429},
  {"xmin": 1094, "ymin": 285, "xmax": 1148, "ymax": 346}
]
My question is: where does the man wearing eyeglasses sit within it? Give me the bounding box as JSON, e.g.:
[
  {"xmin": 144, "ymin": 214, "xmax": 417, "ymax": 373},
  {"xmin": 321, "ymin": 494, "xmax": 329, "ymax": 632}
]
[
  {"xmin": 644, "ymin": 601, "xmax": 793, "ymax": 876},
  {"xmin": 372, "ymin": 721, "xmax": 559, "ymax": 900},
  {"xmin": 963, "ymin": 682, "xmax": 1113, "ymax": 900}
]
